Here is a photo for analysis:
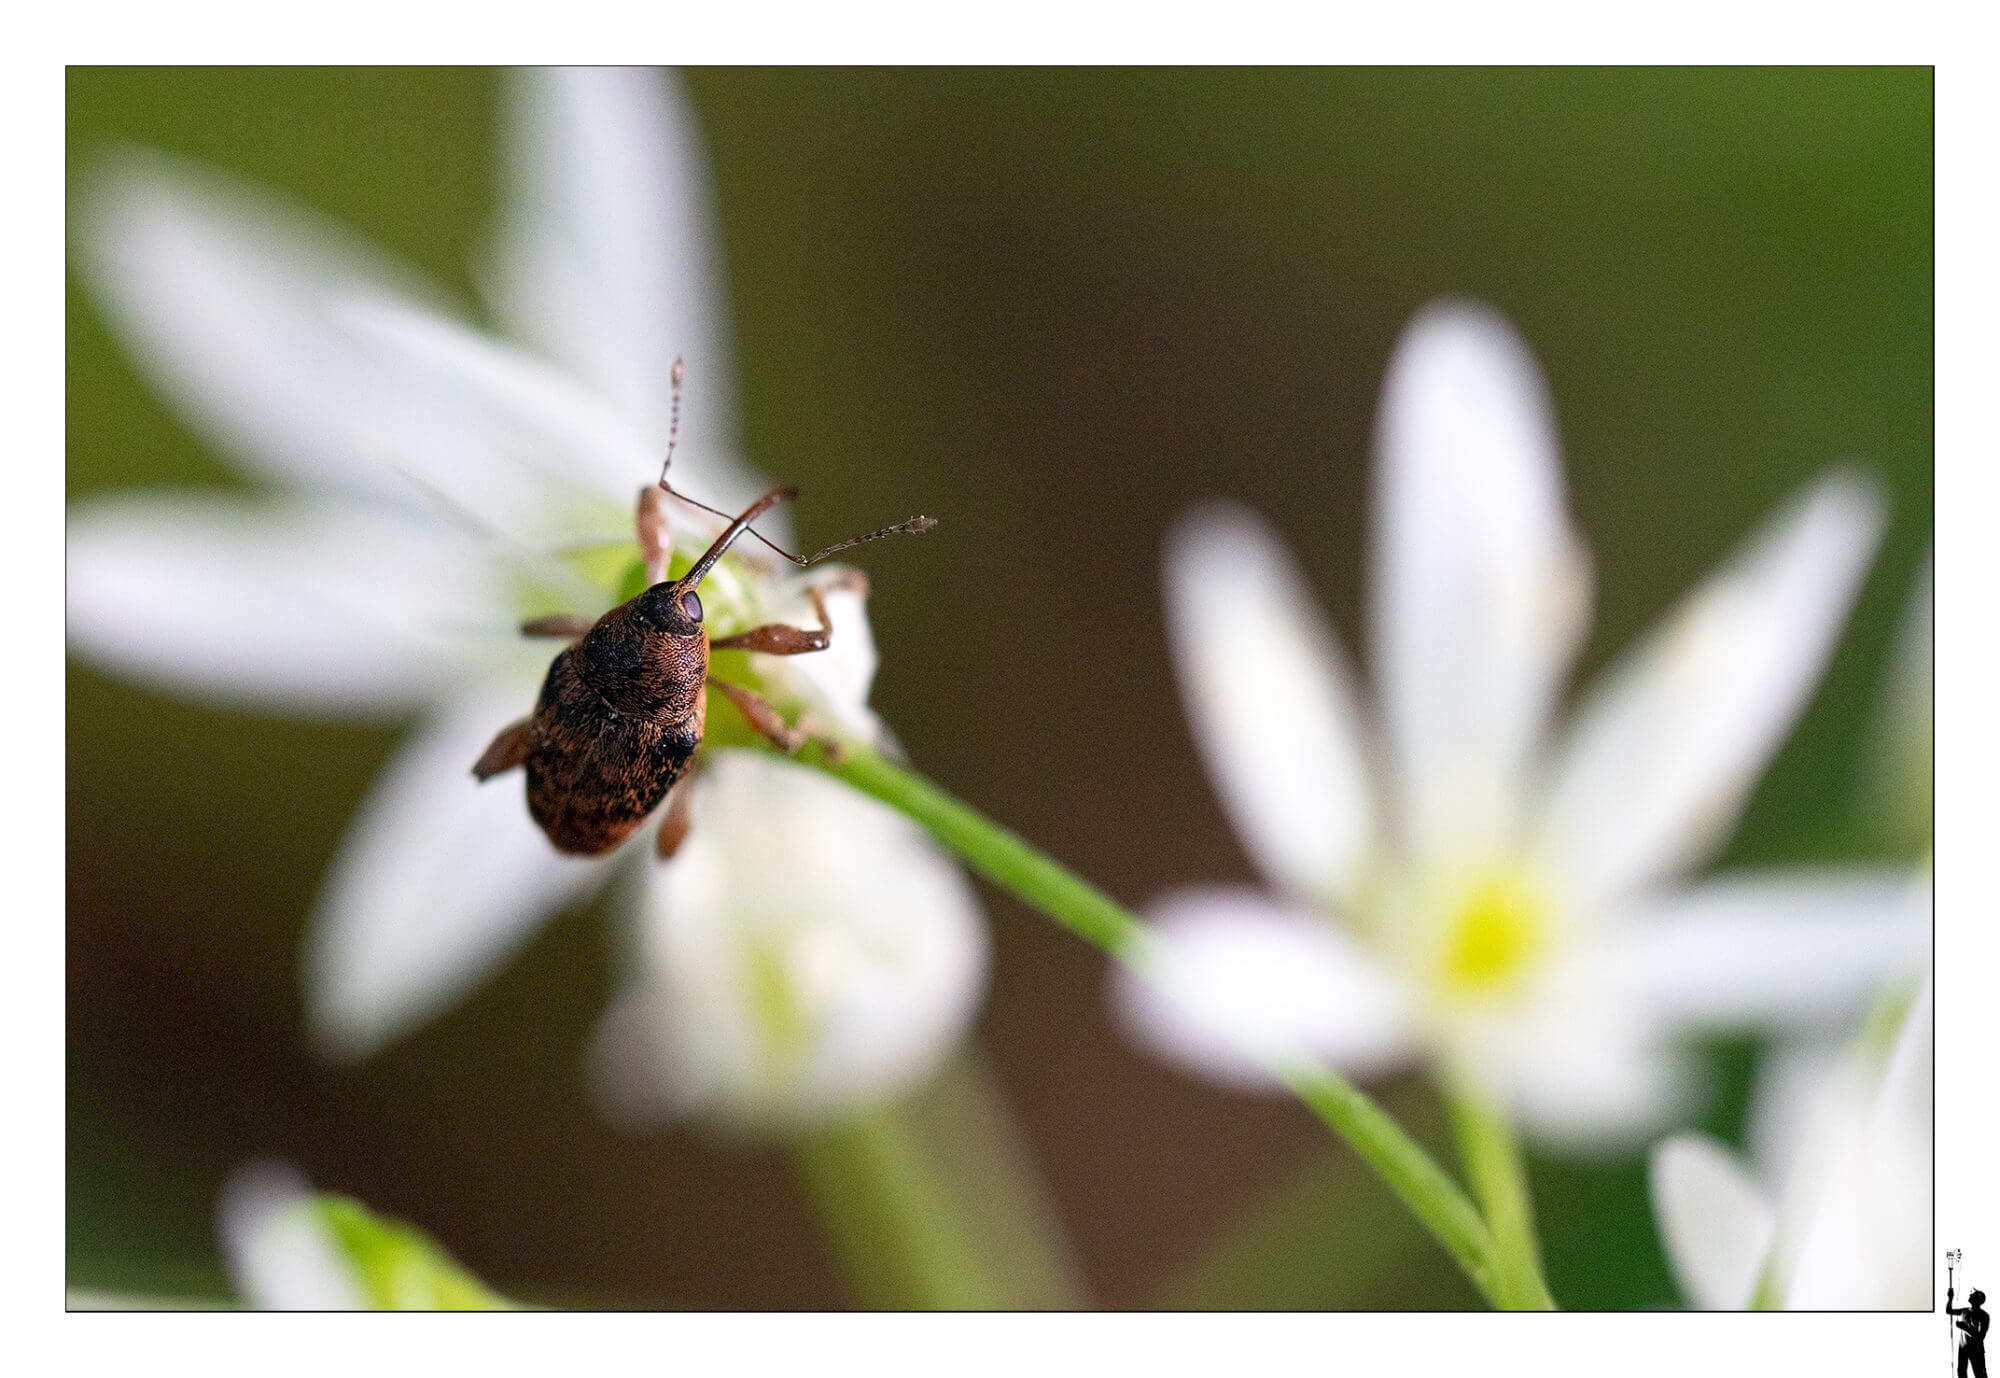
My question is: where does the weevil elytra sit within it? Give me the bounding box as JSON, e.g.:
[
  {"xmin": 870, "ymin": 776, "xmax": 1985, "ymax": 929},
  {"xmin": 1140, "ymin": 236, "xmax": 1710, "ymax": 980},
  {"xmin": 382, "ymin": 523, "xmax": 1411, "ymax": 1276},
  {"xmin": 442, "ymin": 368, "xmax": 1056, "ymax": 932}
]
[{"xmin": 472, "ymin": 362, "xmax": 934, "ymax": 859}]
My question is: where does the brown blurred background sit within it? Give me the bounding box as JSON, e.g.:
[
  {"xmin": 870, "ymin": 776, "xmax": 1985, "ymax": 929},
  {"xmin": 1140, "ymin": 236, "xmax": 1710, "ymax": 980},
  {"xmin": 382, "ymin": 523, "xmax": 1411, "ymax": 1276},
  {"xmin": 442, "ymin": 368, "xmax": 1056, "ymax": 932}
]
[{"xmin": 67, "ymin": 67, "xmax": 1931, "ymax": 1308}]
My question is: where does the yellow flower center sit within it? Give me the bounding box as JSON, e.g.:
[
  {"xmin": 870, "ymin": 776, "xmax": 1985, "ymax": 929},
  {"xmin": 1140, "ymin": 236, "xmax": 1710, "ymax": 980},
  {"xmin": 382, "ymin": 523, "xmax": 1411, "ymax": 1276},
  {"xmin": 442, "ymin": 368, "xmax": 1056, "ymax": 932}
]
[{"xmin": 1435, "ymin": 869, "xmax": 1547, "ymax": 997}]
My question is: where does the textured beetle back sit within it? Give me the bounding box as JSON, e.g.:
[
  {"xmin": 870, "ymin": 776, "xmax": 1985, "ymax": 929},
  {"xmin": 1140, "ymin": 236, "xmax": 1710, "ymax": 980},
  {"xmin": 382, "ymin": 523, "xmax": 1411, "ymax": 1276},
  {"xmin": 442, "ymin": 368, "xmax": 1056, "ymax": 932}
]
[{"xmin": 525, "ymin": 648, "xmax": 703, "ymax": 855}]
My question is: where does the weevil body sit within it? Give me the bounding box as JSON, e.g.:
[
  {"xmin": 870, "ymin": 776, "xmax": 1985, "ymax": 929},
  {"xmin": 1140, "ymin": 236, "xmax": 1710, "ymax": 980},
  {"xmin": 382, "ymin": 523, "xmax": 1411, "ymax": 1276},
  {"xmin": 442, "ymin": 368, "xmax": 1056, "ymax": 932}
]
[
  {"xmin": 519, "ymin": 575, "xmax": 712, "ymax": 855},
  {"xmin": 473, "ymin": 480, "xmax": 931, "ymax": 858}
]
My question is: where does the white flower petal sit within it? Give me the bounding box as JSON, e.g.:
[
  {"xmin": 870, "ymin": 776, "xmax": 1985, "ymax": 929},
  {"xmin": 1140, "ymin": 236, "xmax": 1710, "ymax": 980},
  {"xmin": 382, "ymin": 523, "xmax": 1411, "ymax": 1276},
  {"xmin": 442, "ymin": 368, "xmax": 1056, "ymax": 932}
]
[
  {"xmin": 1846, "ymin": 978, "xmax": 1934, "ymax": 1308},
  {"xmin": 1744, "ymin": 1039, "xmax": 1845, "ymax": 1188},
  {"xmin": 1165, "ymin": 503, "xmax": 1376, "ymax": 903},
  {"xmin": 1874, "ymin": 971, "xmax": 1932, "ymax": 1142},
  {"xmin": 1371, "ymin": 301, "xmax": 1589, "ymax": 862},
  {"xmin": 488, "ymin": 68, "xmax": 778, "ymax": 533},
  {"xmin": 597, "ymin": 749, "xmax": 988, "ymax": 1132},
  {"xmin": 1783, "ymin": 1177, "xmax": 1922, "ymax": 1307},
  {"xmin": 1760, "ymin": 1048, "xmax": 1875, "ymax": 1297},
  {"xmin": 1760, "ymin": 973, "xmax": 1930, "ymax": 1308},
  {"xmin": 218, "ymin": 1162, "xmax": 365, "ymax": 1311},
  {"xmin": 753, "ymin": 578, "xmax": 884, "ymax": 745},
  {"xmin": 1472, "ymin": 994, "xmax": 1692, "ymax": 1150},
  {"xmin": 1598, "ymin": 868, "xmax": 1930, "ymax": 1032},
  {"xmin": 1112, "ymin": 888, "xmax": 1415, "ymax": 1090},
  {"xmin": 305, "ymin": 688, "xmax": 608, "ymax": 1060},
  {"xmin": 1535, "ymin": 472, "xmax": 1887, "ymax": 906},
  {"xmin": 66, "ymin": 492, "xmax": 499, "ymax": 716},
  {"xmin": 1649, "ymin": 1136, "xmax": 1777, "ymax": 1310},
  {"xmin": 1823, "ymin": 973, "xmax": 1932, "ymax": 1310},
  {"xmin": 1783, "ymin": 1072, "xmax": 1931, "ymax": 1309},
  {"xmin": 331, "ymin": 293, "xmax": 664, "ymax": 539},
  {"xmin": 74, "ymin": 151, "xmax": 502, "ymax": 505},
  {"xmin": 492, "ymin": 67, "xmax": 735, "ymax": 456}
]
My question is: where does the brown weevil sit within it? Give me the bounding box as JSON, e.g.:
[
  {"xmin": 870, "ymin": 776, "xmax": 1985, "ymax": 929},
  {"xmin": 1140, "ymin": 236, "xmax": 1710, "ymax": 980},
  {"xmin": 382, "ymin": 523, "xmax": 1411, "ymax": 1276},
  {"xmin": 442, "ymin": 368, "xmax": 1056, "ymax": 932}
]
[{"xmin": 471, "ymin": 361, "xmax": 934, "ymax": 859}]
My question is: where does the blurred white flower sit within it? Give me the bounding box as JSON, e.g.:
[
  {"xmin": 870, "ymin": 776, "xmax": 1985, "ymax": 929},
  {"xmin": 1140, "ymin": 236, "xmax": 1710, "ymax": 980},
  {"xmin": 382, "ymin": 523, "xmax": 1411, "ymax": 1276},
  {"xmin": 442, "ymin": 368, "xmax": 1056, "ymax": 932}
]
[
  {"xmin": 220, "ymin": 1160, "xmax": 511, "ymax": 1309},
  {"xmin": 67, "ymin": 67, "xmax": 986, "ymax": 1125},
  {"xmin": 1114, "ymin": 301, "xmax": 1927, "ymax": 1148},
  {"xmin": 590, "ymin": 749, "xmax": 989, "ymax": 1132},
  {"xmin": 219, "ymin": 1162, "xmax": 368, "ymax": 1310},
  {"xmin": 1650, "ymin": 953, "xmax": 1931, "ymax": 1308}
]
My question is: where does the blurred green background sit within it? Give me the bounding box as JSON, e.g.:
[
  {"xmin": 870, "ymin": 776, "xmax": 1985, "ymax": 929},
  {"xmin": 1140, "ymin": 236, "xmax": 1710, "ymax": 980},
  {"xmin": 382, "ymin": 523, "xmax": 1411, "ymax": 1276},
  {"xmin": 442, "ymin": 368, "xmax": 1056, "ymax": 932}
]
[{"xmin": 67, "ymin": 67, "xmax": 1931, "ymax": 1309}]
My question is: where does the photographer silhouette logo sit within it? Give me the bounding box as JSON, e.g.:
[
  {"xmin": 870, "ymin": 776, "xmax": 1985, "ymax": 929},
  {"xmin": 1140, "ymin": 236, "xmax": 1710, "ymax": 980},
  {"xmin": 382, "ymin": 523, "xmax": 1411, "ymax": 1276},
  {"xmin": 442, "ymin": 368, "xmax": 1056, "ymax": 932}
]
[{"xmin": 1951, "ymin": 1252, "xmax": 1990, "ymax": 1378}]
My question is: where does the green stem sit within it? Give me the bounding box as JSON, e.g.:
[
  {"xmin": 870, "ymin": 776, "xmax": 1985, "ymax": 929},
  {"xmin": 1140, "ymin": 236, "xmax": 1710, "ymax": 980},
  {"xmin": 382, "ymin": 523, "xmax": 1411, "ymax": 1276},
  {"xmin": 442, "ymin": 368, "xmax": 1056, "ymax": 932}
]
[
  {"xmin": 1160, "ymin": 1090, "xmax": 1481, "ymax": 1310},
  {"xmin": 1442, "ymin": 1072, "xmax": 1555, "ymax": 1310},
  {"xmin": 809, "ymin": 744, "xmax": 1502, "ymax": 1308},
  {"xmin": 792, "ymin": 1094, "xmax": 1009, "ymax": 1310},
  {"xmin": 904, "ymin": 1051, "xmax": 1090, "ymax": 1308},
  {"xmin": 792, "ymin": 1049, "xmax": 1086, "ymax": 1310}
]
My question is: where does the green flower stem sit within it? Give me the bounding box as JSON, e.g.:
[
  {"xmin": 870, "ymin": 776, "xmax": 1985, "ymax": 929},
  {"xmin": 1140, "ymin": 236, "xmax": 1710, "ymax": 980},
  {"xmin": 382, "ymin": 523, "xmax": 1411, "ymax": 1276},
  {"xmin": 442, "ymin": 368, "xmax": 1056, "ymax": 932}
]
[
  {"xmin": 808, "ymin": 743, "xmax": 1502, "ymax": 1308},
  {"xmin": 905, "ymin": 1050, "xmax": 1091, "ymax": 1308},
  {"xmin": 1159, "ymin": 1089, "xmax": 1481, "ymax": 1310},
  {"xmin": 1275, "ymin": 1067, "xmax": 1500, "ymax": 1306},
  {"xmin": 793, "ymin": 1094, "xmax": 1012, "ymax": 1310},
  {"xmin": 1159, "ymin": 1143, "xmax": 1430, "ymax": 1311},
  {"xmin": 1442, "ymin": 1073, "xmax": 1555, "ymax": 1310},
  {"xmin": 792, "ymin": 1048, "xmax": 1085, "ymax": 1311}
]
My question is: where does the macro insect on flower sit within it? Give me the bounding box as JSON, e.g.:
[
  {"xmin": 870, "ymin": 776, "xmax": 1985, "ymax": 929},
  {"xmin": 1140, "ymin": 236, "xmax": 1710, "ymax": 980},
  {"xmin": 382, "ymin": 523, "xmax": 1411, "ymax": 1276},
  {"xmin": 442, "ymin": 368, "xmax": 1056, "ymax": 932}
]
[
  {"xmin": 474, "ymin": 363, "xmax": 935, "ymax": 861},
  {"xmin": 66, "ymin": 67, "xmax": 990, "ymax": 1128}
]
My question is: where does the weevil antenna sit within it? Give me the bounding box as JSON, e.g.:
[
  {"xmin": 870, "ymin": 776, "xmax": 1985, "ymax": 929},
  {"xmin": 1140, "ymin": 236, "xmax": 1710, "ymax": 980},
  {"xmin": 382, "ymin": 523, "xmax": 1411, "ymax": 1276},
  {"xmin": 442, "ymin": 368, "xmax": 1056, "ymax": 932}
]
[
  {"xmin": 671, "ymin": 487, "xmax": 938, "ymax": 587},
  {"xmin": 652, "ymin": 356, "xmax": 808, "ymax": 564},
  {"xmin": 654, "ymin": 357, "xmax": 686, "ymax": 490},
  {"xmin": 653, "ymin": 359, "xmax": 935, "ymax": 569},
  {"xmin": 660, "ymin": 482, "xmax": 936, "ymax": 567},
  {"xmin": 675, "ymin": 486, "xmax": 799, "ymax": 589}
]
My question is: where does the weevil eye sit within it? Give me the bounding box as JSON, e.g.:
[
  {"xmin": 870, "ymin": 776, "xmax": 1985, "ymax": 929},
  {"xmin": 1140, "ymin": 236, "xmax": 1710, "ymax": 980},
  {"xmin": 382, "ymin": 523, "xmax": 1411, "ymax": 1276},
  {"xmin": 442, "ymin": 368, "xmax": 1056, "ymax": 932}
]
[{"xmin": 680, "ymin": 590, "xmax": 703, "ymax": 623}]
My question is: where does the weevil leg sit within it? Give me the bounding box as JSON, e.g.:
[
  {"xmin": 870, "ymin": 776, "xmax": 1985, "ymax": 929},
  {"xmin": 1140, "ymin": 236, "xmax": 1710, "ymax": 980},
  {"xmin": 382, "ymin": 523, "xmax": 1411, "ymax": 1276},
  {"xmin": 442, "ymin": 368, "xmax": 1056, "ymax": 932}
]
[
  {"xmin": 471, "ymin": 717, "xmax": 533, "ymax": 781},
  {"xmin": 654, "ymin": 778, "xmax": 695, "ymax": 861},
  {"xmin": 520, "ymin": 614, "xmax": 595, "ymax": 639},
  {"xmin": 637, "ymin": 485, "xmax": 673, "ymax": 585},
  {"xmin": 711, "ymin": 587, "xmax": 836, "ymax": 655},
  {"xmin": 799, "ymin": 713, "xmax": 852, "ymax": 766},
  {"xmin": 709, "ymin": 678, "xmax": 806, "ymax": 753}
]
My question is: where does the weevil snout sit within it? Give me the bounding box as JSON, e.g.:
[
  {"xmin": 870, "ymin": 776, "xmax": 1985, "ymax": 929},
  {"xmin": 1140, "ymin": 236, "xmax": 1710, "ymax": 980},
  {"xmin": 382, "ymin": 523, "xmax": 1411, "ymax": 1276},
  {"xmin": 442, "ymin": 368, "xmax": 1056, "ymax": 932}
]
[{"xmin": 629, "ymin": 483, "xmax": 799, "ymax": 635}]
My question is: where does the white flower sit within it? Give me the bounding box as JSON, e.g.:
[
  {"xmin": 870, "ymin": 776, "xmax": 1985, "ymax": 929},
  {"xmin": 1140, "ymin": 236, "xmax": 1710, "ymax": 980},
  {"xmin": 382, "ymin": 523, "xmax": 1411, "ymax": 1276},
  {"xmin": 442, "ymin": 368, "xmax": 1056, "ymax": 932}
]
[
  {"xmin": 67, "ymin": 67, "xmax": 986, "ymax": 1124},
  {"xmin": 1650, "ymin": 952, "xmax": 1931, "ymax": 1308},
  {"xmin": 218, "ymin": 1162, "xmax": 368, "ymax": 1310},
  {"xmin": 219, "ymin": 1161, "xmax": 509, "ymax": 1309},
  {"xmin": 1113, "ymin": 301, "xmax": 1927, "ymax": 1148},
  {"xmin": 589, "ymin": 749, "xmax": 988, "ymax": 1132}
]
